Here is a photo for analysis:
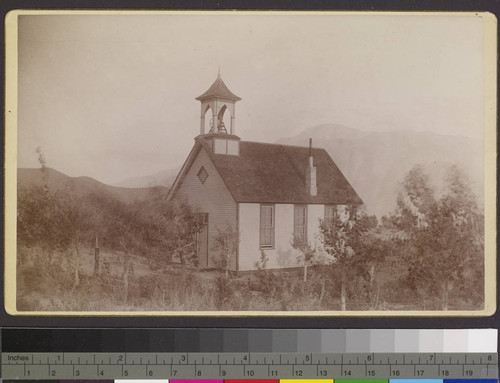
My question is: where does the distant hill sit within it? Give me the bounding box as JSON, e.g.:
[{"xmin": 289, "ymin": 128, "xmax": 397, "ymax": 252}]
[
  {"xmin": 90, "ymin": 124, "xmax": 484, "ymax": 217},
  {"xmin": 18, "ymin": 167, "xmax": 169, "ymax": 204},
  {"xmin": 277, "ymin": 124, "xmax": 484, "ymax": 216},
  {"xmin": 112, "ymin": 167, "xmax": 180, "ymax": 188}
]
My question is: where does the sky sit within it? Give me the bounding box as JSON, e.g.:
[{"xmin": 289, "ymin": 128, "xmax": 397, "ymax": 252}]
[{"xmin": 16, "ymin": 12, "xmax": 486, "ymax": 184}]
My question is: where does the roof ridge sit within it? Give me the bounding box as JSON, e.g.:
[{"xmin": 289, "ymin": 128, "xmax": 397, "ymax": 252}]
[{"xmin": 241, "ymin": 139, "xmax": 327, "ymax": 151}]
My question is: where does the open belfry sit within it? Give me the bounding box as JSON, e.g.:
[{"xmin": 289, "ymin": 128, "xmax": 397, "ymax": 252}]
[{"xmin": 167, "ymin": 73, "xmax": 363, "ymax": 271}]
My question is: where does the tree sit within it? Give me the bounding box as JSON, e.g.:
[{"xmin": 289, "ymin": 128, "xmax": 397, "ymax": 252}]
[
  {"xmin": 393, "ymin": 165, "xmax": 483, "ymax": 310},
  {"xmin": 212, "ymin": 225, "xmax": 239, "ymax": 277},
  {"xmin": 57, "ymin": 192, "xmax": 93, "ymax": 287},
  {"xmin": 17, "ymin": 172, "xmax": 94, "ymax": 290},
  {"xmin": 318, "ymin": 206, "xmax": 371, "ymax": 310},
  {"xmin": 291, "ymin": 236, "xmax": 315, "ymax": 282}
]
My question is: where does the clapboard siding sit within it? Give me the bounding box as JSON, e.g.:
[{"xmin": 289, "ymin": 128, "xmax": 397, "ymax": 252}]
[
  {"xmin": 308, "ymin": 204, "xmax": 324, "ymax": 250},
  {"xmin": 238, "ymin": 203, "xmax": 328, "ymax": 271},
  {"xmin": 176, "ymin": 148, "xmax": 237, "ymax": 270},
  {"xmin": 238, "ymin": 203, "xmax": 261, "ymax": 271}
]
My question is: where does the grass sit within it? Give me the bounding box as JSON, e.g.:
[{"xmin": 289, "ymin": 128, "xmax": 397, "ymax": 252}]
[{"xmin": 16, "ymin": 246, "xmax": 484, "ymax": 312}]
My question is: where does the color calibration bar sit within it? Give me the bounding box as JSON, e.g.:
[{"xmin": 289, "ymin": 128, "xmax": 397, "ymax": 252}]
[{"xmin": 2, "ymin": 329, "xmax": 497, "ymax": 353}]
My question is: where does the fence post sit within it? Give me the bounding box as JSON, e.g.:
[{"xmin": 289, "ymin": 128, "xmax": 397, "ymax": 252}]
[{"xmin": 94, "ymin": 234, "xmax": 100, "ymax": 276}]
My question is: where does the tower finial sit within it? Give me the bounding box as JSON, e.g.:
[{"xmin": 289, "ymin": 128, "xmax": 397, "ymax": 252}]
[{"xmin": 217, "ymin": 65, "xmax": 221, "ymax": 78}]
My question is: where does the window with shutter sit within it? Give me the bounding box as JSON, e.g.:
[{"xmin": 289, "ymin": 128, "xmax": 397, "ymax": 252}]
[
  {"xmin": 325, "ymin": 205, "xmax": 337, "ymax": 223},
  {"xmin": 294, "ymin": 205, "xmax": 308, "ymax": 242}
]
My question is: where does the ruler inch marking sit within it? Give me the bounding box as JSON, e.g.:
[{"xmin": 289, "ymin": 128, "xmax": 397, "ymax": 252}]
[{"xmin": 2, "ymin": 351, "xmax": 498, "ymax": 380}]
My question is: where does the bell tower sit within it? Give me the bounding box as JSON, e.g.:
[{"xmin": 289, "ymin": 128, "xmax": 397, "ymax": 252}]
[{"xmin": 196, "ymin": 71, "xmax": 242, "ymax": 155}]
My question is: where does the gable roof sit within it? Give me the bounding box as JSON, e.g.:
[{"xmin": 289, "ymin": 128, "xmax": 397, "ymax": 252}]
[
  {"xmin": 169, "ymin": 136, "xmax": 363, "ymax": 205},
  {"xmin": 195, "ymin": 76, "xmax": 242, "ymax": 102}
]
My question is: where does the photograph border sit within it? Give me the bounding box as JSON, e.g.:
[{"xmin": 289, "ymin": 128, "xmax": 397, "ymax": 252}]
[{"xmin": 4, "ymin": 9, "xmax": 497, "ymax": 317}]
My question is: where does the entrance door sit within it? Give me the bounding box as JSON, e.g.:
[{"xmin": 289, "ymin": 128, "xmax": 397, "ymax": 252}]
[{"xmin": 197, "ymin": 213, "xmax": 209, "ymax": 268}]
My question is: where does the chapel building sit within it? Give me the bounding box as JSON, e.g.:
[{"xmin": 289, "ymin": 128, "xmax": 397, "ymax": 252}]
[{"xmin": 167, "ymin": 74, "xmax": 363, "ymax": 271}]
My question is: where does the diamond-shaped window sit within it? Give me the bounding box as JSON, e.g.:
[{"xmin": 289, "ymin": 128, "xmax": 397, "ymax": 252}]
[{"xmin": 197, "ymin": 166, "xmax": 208, "ymax": 184}]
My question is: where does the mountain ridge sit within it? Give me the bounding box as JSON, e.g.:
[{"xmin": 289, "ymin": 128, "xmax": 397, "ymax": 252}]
[
  {"xmin": 278, "ymin": 124, "xmax": 483, "ymax": 216},
  {"xmin": 23, "ymin": 125, "xmax": 483, "ymax": 217},
  {"xmin": 18, "ymin": 167, "xmax": 169, "ymax": 204}
]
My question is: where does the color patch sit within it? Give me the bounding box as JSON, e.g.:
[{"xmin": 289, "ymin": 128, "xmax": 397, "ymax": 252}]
[
  {"xmin": 394, "ymin": 330, "xmax": 419, "ymax": 352},
  {"xmin": 369, "ymin": 330, "xmax": 395, "ymax": 352},
  {"xmin": 391, "ymin": 380, "xmax": 443, "ymax": 383},
  {"xmin": 442, "ymin": 330, "xmax": 468, "ymax": 352},
  {"xmin": 226, "ymin": 380, "xmax": 280, "ymax": 383},
  {"xmin": 444, "ymin": 380, "xmax": 498, "ymax": 383},
  {"xmin": 418, "ymin": 330, "xmax": 444, "ymax": 352},
  {"xmin": 116, "ymin": 380, "xmax": 167, "ymax": 383},
  {"xmin": 200, "ymin": 329, "xmax": 224, "ymax": 352},
  {"xmin": 298, "ymin": 330, "xmax": 322, "ymax": 352},
  {"xmin": 346, "ymin": 329, "xmax": 371, "ymax": 352},
  {"xmin": 320, "ymin": 330, "xmax": 346, "ymax": 352},
  {"xmin": 281, "ymin": 380, "xmax": 334, "ymax": 383},
  {"xmin": 222, "ymin": 330, "xmax": 249, "ymax": 352},
  {"xmin": 336, "ymin": 380, "xmax": 389, "ymax": 383},
  {"xmin": 171, "ymin": 380, "xmax": 223, "ymax": 383},
  {"xmin": 248, "ymin": 330, "xmax": 273, "ymax": 352},
  {"xmin": 467, "ymin": 330, "xmax": 498, "ymax": 352},
  {"xmin": 272, "ymin": 330, "xmax": 297, "ymax": 352}
]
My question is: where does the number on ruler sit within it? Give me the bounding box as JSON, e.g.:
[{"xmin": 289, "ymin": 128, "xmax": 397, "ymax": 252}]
[
  {"xmin": 295, "ymin": 370, "xmax": 303, "ymax": 376},
  {"xmin": 270, "ymin": 370, "xmax": 278, "ymax": 376},
  {"xmin": 367, "ymin": 370, "xmax": 376, "ymax": 376},
  {"xmin": 343, "ymin": 370, "xmax": 351, "ymax": 376},
  {"xmin": 172, "ymin": 370, "xmax": 177, "ymax": 376},
  {"xmin": 51, "ymin": 370, "xmax": 56, "ymax": 377},
  {"xmin": 123, "ymin": 370, "xmax": 129, "ymax": 376},
  {"xmin": 417, "ymin": 370, "xmax": 424, "ymax": 376},
  {"xmin": 245, "ymin": 370, "xmax": 255, "ymax": 376},
  {"xmin": 319, "ymin": 370, "xmax": 327, "ymax": 377},
  {"xmin": 441, "ymin": 369, "xmax": 450, "ymax": 376},
  {"xmin": 75, "ymin": 370, "xmax": 80, "ymax": 377},
  {"xmin": 465, "ymin": 370, "xmax": 473, "ymax": 376},
  {"xmin": 392, "ymin": 370, "xmax": 400, "ymax": 376},
  {"xmin": 221, "ymin": 370, "xmax": 227, "ymax": 376},
  {"xmin": 149, "ymin": 370, "xmax": 154, "ymax": 376},
  {"xmin": 196, "ymin": 370, "xmax": 202, "ymax": 376}
]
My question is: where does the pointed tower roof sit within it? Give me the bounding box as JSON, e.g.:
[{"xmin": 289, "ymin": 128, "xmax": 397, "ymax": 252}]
[{"xmin": 196, "ymin": 73, "xmax": 242, "ymax": 102}]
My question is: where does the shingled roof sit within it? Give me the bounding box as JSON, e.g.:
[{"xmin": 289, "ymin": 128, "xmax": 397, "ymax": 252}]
[
  {"xmin": 171, "ymin": 136, "xmax": 363, "ymax": 205},
  {"xmin": 195, "ymin": 75, "xmax": 242, "ymax": 102}
]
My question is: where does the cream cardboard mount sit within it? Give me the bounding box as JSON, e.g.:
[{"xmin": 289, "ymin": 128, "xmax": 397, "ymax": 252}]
[{"xmin": 4, "ymin": 10, "xmax": 497, "ymax": 316}]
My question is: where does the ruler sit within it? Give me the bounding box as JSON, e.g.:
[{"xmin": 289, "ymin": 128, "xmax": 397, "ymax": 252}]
[{"xmin": 2, "ymin": 352, "xmax": 497, "ymax": 380}]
